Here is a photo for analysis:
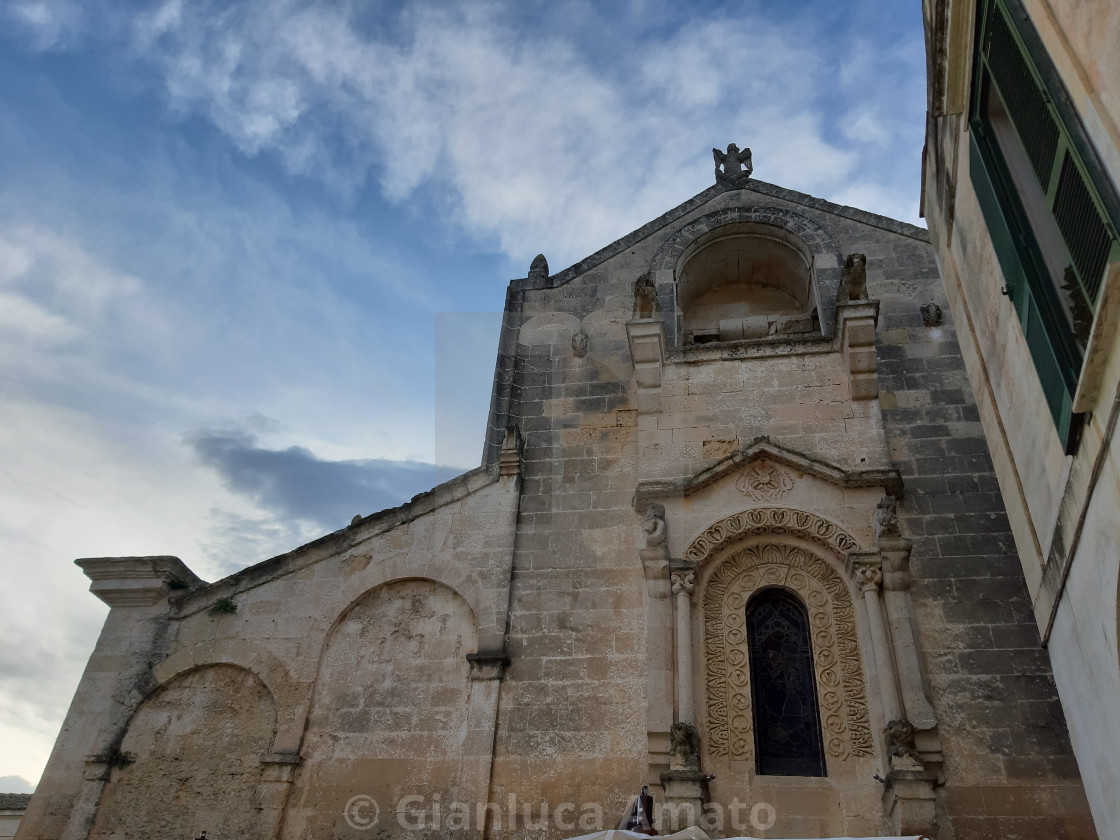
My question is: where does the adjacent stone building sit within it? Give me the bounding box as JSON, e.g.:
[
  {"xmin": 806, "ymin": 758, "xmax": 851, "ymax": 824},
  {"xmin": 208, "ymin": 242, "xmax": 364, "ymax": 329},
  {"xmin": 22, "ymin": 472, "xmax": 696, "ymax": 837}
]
[
  {"xmin": 17, "ymin": 154, "xmax": 1097, "ymax": 839},
  {"xmin": 921, "ymin": 0, "xmax": 1120, "ymax": 835}
]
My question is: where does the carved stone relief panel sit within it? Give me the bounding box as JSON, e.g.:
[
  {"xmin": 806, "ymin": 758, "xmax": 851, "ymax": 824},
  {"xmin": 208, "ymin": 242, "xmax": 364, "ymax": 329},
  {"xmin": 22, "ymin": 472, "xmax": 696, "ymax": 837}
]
[
  {"xmin": 704, "ymin": 542, "xmax": 874, "ymax": 764},
  {"xmin": 734, "ymin": 460, "xmax": 796, "ymax": 502}
]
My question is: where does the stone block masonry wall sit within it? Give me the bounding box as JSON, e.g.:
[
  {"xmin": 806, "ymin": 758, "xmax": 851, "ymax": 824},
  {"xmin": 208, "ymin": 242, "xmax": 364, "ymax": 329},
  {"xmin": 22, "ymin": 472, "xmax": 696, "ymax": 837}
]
[
  {"xmin": 872, "ymin": 245, "xmax": 1096, "ymax": 838},
  {"xmin": 490, "ymin": 271, "xmax": 649, "ymax": 840}
]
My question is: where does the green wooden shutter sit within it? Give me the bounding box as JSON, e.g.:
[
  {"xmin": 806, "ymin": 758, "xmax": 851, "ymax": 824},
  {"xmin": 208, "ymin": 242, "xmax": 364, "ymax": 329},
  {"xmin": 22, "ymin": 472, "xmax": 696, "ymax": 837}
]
[{"xmin": 970, "ymin": 0, "xmax": 1120, "ymax": 450}]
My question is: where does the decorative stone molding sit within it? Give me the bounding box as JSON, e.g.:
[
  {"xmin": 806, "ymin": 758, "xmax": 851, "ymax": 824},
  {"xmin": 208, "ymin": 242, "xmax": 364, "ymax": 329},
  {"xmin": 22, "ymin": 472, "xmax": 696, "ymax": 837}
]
[
  {"xmin": 466, "ymin": 650, "xmax": 511, "ymax": 681},
  {"xmin": 734, "ymin": 459, "xmax": 795, "ymax": 502},
  {"xmin": 684, "ymin": 508, "xmax": 862, "ymax": 566},
  {"xmin": 838, "ymin": 299, "xmax": 880, "ymax": 400},
  {"xmin": 633, "ymin": 436, "xmax": 903, "ymax": 510},
  {"xmin": 626, "ymin": 318, "xmax": 667, "ymax": 414},
  {"xmin": 703, "ymin": 543, "xmax": 874, "ymax": 762},
  {"xmin": 76, "ymin": 556, "xmax": 205, "ymax": 608}
]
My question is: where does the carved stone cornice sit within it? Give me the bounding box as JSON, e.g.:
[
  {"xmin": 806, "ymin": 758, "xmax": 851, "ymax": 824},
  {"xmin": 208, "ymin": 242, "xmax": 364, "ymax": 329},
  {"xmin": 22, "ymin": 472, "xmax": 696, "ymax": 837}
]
[{"xmin": 76, "ymin": 555, "xmax": 205, "ymax": 608}]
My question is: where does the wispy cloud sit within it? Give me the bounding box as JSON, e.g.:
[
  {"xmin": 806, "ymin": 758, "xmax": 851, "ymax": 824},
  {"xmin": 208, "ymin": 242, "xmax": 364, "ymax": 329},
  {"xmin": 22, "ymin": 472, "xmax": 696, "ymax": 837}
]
[{"xmin": 5, "ymin": 0, "xmax": 926, "ymax": 269}]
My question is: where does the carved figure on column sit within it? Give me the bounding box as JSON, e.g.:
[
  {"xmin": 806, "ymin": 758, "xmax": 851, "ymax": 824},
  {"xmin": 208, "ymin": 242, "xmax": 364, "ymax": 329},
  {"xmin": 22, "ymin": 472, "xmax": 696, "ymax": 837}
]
[
  {"xmin": 633, "ymin": 274, "xmax": 660, "ymax": 319},
  {"xmin": 843, "ymin": 253, "xmax": 868, "ymax": 301},
  {"xmin": 669, "ymin": 721, "xmax": 701, "ymax": 771},
  {"xmin": 873, "ymin": 495, "xmax": 901, "ymax": 541},
  {"xmin": 643, "ymin": 502, "xmax": 668, "ymax": 548},
  {"xmin": 886, "ymin": 719, "xmax": 924, "ymax": 772}
]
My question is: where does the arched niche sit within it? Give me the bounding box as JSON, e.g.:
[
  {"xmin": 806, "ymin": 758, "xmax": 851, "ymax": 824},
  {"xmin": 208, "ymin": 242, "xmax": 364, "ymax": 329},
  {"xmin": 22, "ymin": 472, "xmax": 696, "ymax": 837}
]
[
  {"xmin": 678, "ymin": 224, "xmax": 816, "ymax": 344},
  {"xmin": 648, "ymin": 206, "xmax": 842, "ymax": 345},
  {"xmin": 89, "ymin": 664, "xmax": 277, "ymax": 840},
  {"xmin": 283, "ymin": 578, "xmax": 478, "ymax": 839}
]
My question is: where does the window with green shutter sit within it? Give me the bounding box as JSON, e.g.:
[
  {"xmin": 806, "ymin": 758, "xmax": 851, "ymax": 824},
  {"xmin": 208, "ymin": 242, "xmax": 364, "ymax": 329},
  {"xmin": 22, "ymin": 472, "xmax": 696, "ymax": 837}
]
[{"xmin": 969, "ymin": 0, "xmax": 1120, "ymax": 450}]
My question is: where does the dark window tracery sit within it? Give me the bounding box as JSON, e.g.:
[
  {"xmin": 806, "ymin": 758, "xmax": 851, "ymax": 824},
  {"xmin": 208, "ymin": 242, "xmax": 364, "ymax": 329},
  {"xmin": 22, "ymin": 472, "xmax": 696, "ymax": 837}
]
[{"xmin": 747, "ymin": 589, "xmax": 826, "ymax": 776}]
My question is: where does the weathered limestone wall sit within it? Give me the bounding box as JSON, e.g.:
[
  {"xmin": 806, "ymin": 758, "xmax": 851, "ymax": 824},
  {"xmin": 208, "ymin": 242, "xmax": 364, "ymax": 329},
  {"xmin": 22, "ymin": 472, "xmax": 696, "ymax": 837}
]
[{"xmin": 89, "ymin": 665, "xmax": 276, "ymax": 840}]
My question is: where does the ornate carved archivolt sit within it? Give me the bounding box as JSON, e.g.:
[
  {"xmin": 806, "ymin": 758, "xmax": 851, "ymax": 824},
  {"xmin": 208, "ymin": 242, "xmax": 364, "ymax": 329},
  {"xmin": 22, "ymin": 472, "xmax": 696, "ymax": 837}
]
[
  {"xmin": 704, "ymin": 542, "xmax": 874, "ymax": 763},
  {"xmin": 685, "ymin": 508, "xmax": 861, "ymax": 564}
]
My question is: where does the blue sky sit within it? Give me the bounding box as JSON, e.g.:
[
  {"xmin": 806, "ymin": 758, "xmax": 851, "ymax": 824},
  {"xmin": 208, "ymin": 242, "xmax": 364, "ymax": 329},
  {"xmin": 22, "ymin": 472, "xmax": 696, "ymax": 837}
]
[{"xmin": 0, "ymin": 0, "xmax": 927, "ymax": 791}]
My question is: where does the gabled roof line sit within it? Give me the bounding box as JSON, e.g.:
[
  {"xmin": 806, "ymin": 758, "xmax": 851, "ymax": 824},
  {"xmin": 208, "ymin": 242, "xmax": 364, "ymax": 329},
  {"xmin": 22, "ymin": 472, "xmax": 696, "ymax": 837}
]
[
  {"xmin": 170, "ymin": 464, "xmax": 500, "ymax": 612},
  {"xmin": 633, "ymin": 435, "xmax": 902, "ymax": 511},
  {"xmin": 513, "ymin": 178, "xmax": 929, "ymax": 292}
]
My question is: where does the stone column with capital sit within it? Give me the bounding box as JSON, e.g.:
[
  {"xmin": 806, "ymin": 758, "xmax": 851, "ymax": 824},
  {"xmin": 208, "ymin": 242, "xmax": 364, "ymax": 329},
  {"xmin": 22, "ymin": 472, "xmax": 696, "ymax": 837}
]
[
  {"xmin": 671, "ymin": 569, "xmax": 696, "ymax": 725},
  {"xmin": 659, "ymin": 564, "xmax": 706, "ymax": 828},
  {"xmin": 854, "ymin": 562, "xmax": 903, "ymax": 724}
]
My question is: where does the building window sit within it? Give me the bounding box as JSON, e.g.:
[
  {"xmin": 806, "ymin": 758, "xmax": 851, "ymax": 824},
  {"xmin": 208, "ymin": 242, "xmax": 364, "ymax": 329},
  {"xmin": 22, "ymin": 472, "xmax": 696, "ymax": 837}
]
[
  {"xmin": 746, "ymin": 589, "xmax": 826, "ymax": 776},
  {"xmin": 969, "ymin": 0, "xmax": 1120, "ymax": 449}
]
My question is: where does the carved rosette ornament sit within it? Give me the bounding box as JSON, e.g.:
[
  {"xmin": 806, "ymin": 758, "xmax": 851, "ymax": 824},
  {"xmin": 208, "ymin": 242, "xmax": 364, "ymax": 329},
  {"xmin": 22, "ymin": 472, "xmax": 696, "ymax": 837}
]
[
  {"xmin": 734, "ymin": 460, "xmax": 795, "ymax": 502},
  {"xmin": 704, "ymin": 543, "xmax": 874, "ymax": 762}
]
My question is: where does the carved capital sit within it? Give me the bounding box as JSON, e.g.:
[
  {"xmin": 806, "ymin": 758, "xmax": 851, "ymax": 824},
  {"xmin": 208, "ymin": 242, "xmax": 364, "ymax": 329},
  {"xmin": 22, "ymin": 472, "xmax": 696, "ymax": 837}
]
[
  {"xmin": 671, "ymin": 571, "xmax": 695, "ymax": 597},
  {"xmin": 857, "ymin": 567, "xmax": 883, "ymax": 592}
]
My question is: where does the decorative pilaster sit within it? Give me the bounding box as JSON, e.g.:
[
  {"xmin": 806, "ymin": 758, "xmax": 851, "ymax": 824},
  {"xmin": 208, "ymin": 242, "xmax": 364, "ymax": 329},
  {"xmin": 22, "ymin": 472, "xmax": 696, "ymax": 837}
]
[
  {"xmin": 853, "ymin": 560, "xmax": 902, "ymax": 723},
  {"xmin": 873, "ymin": 496, "xmax": 938, "ymax": 732},
  {"xmin": 670, "ymin": 570, "xmax": 696, "ymax": 725},
  {"xmin": 870, "ymin": 496, "xmax": 940, "ymax": 838}
]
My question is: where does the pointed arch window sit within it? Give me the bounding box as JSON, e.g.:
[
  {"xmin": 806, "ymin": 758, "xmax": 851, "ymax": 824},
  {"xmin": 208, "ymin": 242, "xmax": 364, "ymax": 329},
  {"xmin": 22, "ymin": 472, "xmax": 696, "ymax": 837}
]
[{"xmin": 747, "ymin": 589, "xmax": 826, "ymax": 776}]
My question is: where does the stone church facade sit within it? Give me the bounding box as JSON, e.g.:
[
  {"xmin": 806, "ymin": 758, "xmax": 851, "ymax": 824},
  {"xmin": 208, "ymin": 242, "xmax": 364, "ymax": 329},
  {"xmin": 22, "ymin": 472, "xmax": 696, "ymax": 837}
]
[{"xmin": 18, "ymin": 159, "xmax": 1097, "ymax": 838}]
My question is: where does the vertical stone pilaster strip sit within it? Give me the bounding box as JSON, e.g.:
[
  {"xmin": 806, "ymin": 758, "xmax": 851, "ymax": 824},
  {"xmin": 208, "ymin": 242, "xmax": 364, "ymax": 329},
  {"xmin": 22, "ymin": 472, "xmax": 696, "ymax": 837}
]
[
  {"xmin": 672, "ymin": 571, "xmax": 696, "ymax": 724},
  {"xmin": 856, "ymin": 566, "xmax": 903, "ymax": 723}
]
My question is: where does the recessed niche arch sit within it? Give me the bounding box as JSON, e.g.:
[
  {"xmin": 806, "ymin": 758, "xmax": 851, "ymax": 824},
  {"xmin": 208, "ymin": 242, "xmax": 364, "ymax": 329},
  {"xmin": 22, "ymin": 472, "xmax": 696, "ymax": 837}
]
[
  {"xmin": 678, "ymin": 225, "xmax": 815, "ymax": 343},
  {"xmin": 89, "ymin": 664, "xmax": 277, "ymax": 840},
  {"xmin": 648, "ymin": 206, "xmax": 842, "ymax": 345}
]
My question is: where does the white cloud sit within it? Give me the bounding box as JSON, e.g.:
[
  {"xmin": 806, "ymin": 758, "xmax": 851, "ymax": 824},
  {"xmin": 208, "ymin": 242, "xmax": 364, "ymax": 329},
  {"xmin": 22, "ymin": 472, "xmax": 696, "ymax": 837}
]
[{"xmin": 13, "ymin": 0, "xmax": 926, "ymax": 266}]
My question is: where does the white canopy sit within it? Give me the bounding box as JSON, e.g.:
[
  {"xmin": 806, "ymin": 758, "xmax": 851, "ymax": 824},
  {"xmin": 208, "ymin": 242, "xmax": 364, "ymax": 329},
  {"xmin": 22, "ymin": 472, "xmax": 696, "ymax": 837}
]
[{"xmin": 566, "ymin": 830, "xmax": 927, "ymax": 840}]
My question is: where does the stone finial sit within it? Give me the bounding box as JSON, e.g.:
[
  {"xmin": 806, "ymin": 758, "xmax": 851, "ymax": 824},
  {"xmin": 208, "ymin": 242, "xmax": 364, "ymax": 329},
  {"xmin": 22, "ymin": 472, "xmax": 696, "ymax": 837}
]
[
  {"xmin": 528, "ymin": 254, "xmax": 549, "ymax": 280},
  {"xmin": 920, "ymin": 302, "xmax": 943, "ymax": 326},
  {"xmin": 633, "ymin": 274, "xmax": 659, "ymax": 319},
  {"xmin": 571, "ymin": 330, "xmax": 588, "ymax": 358},
  {"xmin": 714, "ymin": 143, "xmax": 753, "ymax": 184},
  {"xmin": 873, "ymin": 494, "xmax": 900, "ymax": 541},
  {"xmin": 499, "ymin": 425, "xmax": 523, "ymax": 478},
  {"xmin": 642, "ymin": 501, "xmax": 667, "ymax": 547},
  {"xmin": 843, "ymin": 253, "xmax": 868, "ymax": 301}
]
